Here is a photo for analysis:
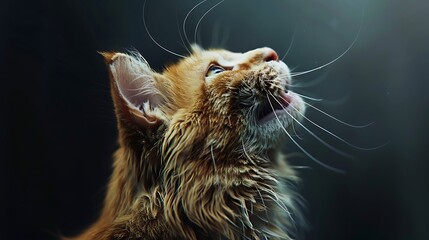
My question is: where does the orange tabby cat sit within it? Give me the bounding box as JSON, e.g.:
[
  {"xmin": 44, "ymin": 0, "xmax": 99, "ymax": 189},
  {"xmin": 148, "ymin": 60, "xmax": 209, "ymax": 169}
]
[{"xmin": 73, "ymin": 45, "xmax": 305, "ymax": 240}]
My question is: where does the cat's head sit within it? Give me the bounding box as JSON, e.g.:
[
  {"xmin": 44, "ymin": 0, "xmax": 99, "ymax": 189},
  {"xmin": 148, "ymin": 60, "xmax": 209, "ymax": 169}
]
[{"xmin": 104, "ymin": 45, "xmax": 304, "ymax": 153}]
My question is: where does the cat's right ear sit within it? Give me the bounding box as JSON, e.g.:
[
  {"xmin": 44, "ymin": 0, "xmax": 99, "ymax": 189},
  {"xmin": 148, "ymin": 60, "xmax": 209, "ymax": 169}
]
[{"xmin": 100, "ymin": 52, "xmax": 167, "ymax": 133}]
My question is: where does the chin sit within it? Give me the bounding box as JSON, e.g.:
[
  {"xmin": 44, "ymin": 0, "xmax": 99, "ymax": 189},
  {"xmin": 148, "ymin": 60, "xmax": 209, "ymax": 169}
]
[{"xmin": 251, "ymin": 92, "xmax": 305, "ymax": 150}]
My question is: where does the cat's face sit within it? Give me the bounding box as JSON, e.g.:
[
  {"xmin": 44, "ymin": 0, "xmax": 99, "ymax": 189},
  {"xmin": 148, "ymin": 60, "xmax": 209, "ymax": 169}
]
[
  {"xmin": 163, "ymin": 46, "xmax": 305, "ymax": 150},
  {"xmin": 104, "ymin": 45, "xmax": 305, "ymax": 159}
]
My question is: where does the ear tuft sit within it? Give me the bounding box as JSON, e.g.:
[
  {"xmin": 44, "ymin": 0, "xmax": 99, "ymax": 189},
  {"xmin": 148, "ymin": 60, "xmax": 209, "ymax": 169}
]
[{"xmin": 99, "ymin": 51, "xmax": 117, "ymax": 64}]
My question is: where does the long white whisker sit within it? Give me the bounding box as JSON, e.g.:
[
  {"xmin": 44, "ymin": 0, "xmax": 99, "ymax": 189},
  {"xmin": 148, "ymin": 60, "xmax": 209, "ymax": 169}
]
[
  {"xmin": 290, "ymin": 71, "xmax": 330, "ymax": 88},
  {"xmin": 303, "ymin": 101, "xmax": 374, "ymax": 128},
  {"xmin": 281, "ymin": 25, "xmax": 296, "ymax": 61},
  {"xmin": 291, "ymin": 121, "xmax": 303, "ymax": 140},
  {"xmin": 290, "ymin": 166, "xmax": 312, "ymax": 169},
  {"xmin": 290, "ymin": 18, "xmax": 362, "ymax": 77},
  {"xmin": 279, "ymin": 95, "xmax": 382, "ymax": 151},
  {"xmin": 266, "ymin": 93, "xmax": 345, "ymax": 174},
  {"xmin": 194, "ymin": 0, "xmax": 225, "ymax": 44},
  {"xmin": 175, "ymin": 15, "xmax": 192, "ymax": 54},
  {"xmin": 182, "ymin": 0, "xmax": 209, "ymax": 47},
  {"xmin": 142, "ymin": 0, "xmax": 185, "ymax": 58},
  {"xmin": 293, "ymin": 92, "xmax": 323, "ymax": 102},
  {"xmin": 268, "ymin": 92, "xmax": 354, "ymax": 159}
]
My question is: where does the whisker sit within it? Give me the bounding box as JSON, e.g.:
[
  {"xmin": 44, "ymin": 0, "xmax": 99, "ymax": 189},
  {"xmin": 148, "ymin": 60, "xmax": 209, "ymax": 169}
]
[
  {"xmin": 266, "ymin": 93, "xmax": 346, "ymax": 174},
  {"xmin": 291, "ymin": 121, "xmax": 303, "ymax": 140},
  {"xmin": 268, "ymin": 92, "xmax": 354, "ymax": 159},
  {"xmin": 290, "ymin": 166, "xmax": 312, "ymax": 170},
  {"xmin": 182, "ymin": 0, "xmax": 209, "ymax": 47},
  {"xmin": 290, "ymin": 17, "xmax": 363, "ymax": 77},
  {"xmin": 175, "ymin": 14, "xmax": 192, "ymax": 54},
  {"xmin": 293, "ymin": 92, "xmax": 323, "ymax": 102},
  {"xmin": 279, "ymin": 95, "xmax": 382, "ymax": 151},
  {"xmin": 303, "ymin": 101, "xmax": 374, "ymax": 128},
  {"xmin": 281, "ymin": 25, "xmax": 296, "ymax": 61},
  {"xmin": 194, "ymin": 0, "xmax": 225, "ymax": 44},
  {"xmin": 290, "ymin": 71, "xmax": 330, "ymax": 88},
  {"xmin": 142, "ymin": 0, "xmax": 185, "ymax": 58}
]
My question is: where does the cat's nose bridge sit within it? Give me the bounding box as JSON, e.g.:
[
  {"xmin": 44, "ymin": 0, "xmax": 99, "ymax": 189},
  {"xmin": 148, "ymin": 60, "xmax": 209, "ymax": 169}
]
[
  {"xmin": 233, "ymin": 47, "xmax": 279, "ymax": 70},
  {"xmin": 246, "ymin": 47, "xmax": 279, "ymax": 63}
]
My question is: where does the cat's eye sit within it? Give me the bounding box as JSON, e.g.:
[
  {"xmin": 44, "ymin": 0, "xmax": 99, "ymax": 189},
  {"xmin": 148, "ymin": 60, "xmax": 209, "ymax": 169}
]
[{"xmin": 206, "ymin": 64, "xmax": 225, "ymax": 77}]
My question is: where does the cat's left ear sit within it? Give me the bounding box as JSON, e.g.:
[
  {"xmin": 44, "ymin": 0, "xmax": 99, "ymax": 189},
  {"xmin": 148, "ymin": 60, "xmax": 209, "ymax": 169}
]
[{"xmin": 101, "ymin": 52, "xmax": 167, "ymax": 131}]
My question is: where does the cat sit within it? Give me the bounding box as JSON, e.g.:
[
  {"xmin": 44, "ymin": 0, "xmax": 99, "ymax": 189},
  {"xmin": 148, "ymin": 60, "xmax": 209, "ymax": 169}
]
[{"xmin": 72, "ymin": 45, "xmax": 306, "ymax": 240}]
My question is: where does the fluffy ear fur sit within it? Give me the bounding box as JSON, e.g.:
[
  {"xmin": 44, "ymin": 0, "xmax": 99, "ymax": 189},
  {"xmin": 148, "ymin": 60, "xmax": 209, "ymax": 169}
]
[{"xmin": 101, "ymin": 52, "xmax": 167, "ymax": 133}]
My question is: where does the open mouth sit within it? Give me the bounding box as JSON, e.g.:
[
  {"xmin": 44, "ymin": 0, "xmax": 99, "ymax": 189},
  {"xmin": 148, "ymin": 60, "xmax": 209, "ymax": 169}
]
[{"xmin": 256, "ymin": 91, "xmax": 292, "ymax": 124}]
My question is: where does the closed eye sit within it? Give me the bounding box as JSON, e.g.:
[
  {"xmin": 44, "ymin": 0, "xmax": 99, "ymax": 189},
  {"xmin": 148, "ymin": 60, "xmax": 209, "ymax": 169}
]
[{"xmin": 206, "ymin": 64, "xmax": 225, "ymax": 77}]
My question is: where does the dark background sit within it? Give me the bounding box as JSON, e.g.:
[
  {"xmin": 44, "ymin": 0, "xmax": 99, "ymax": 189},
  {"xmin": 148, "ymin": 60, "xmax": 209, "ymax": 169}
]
[{"xmin": 2, "ymin": 0, "xmax": 429, "ymax": 239}]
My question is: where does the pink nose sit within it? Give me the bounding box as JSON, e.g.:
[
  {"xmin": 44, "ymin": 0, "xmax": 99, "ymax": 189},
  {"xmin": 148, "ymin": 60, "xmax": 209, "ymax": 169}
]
[{"xmin": 262, "ymin": 48, "xmax": 279, "ymax": 62}]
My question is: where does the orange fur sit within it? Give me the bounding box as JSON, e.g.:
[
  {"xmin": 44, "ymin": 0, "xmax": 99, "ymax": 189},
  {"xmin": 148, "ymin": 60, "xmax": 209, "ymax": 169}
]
[{"xmin": 72, "ymin": 47, "xmax": 305, "ymax": 240}]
